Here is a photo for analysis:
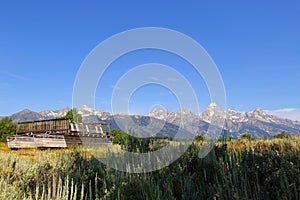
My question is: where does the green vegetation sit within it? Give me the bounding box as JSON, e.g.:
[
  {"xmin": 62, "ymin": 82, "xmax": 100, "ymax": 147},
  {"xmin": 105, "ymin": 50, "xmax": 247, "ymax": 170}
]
[
  {"xmin": 110, "ymin": 129, "xmax": 127, "ymax": 145},
  {"xmin": 274, "ymin": 131, "xmax": 291, "ymax": 139},
  {"xmin": 193, "ymin": 134, "xmax": 204, "ymax": 143},
  {"xmin": 0, "ymin": 117, "xmax": 16, "ymax": 142},
  {"xmin": 62, "ymin": 109, "xmax": 82, "ymax": 123},
  {"xmin": 240, "ymin": 133, "xmax": 255, "ymax": 141},
  {"xmin": 110, "ymin": 129, "xmax": 170, "ymax": 153},
  {"xmin": 0, "ymin": 134, "xmax": 300, "ymax": 199}
]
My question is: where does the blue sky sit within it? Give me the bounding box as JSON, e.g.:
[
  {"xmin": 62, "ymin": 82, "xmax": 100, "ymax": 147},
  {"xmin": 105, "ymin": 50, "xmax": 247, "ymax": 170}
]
[{"xmin": 0, "ymin": 1, "xmax": 299, "ymax": 120}]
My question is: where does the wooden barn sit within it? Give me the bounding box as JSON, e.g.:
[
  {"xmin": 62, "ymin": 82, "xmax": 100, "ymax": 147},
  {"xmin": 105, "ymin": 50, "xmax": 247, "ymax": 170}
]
[{"xmin": 7, "ymin": 118, "xmax": 112, "ymax": 149}]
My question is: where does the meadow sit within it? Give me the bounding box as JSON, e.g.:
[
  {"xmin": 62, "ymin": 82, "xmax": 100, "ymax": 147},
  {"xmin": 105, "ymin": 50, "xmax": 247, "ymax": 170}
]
[{"xmin": 0, "ymin": 135, "xmax": 300, "ymax": 200}]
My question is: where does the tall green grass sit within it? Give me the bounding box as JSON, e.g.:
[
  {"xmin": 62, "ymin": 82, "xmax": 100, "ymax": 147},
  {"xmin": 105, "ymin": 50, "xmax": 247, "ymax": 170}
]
[{"xmin": 0, "ymin": 136, "xmax": 299, "ymax": 199}]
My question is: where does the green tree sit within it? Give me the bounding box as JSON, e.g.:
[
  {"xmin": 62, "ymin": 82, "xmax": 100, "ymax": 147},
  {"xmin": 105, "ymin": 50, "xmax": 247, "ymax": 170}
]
[
  {"xmin": 63, "ymin": 109, "xmax": 82, "ymax": 123},
  {"xmin": 194, "ymin": 134, "xmax": 204, "ymax": 142},
  {"xmin": 240, "ymin": 133, "xmax": 255, "ymax": 141},
  {"xmin": 110, "ymin": 129, "xmax": 126, "ymax": 145},
  {"xmin": 274, "ymin": 131, "xmax": 290, "ymax": 139},
  {"xmin": 0, "ymin": 117, "xmax": 16, "ymax": 142}
]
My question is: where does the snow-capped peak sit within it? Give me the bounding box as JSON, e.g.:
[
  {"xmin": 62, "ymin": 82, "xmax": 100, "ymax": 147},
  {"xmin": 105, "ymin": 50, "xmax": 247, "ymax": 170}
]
[
  {"xmin": 78, "ymin": 105, "xmax": 95, "ymax": 116},
  {"xmin": 176, "ymin": 107, "xmax": 195, "ymax": 115},
  {"xmin": 207, "ymin": 102, "xmax": 218, "ymax": 108},
  {"xmin": 200, "ymin": 103, "xmax": 224, "ymax": 123},
  {"xmin": 40, "ymin": 108, "xmax": 70, "ymax": 119}
]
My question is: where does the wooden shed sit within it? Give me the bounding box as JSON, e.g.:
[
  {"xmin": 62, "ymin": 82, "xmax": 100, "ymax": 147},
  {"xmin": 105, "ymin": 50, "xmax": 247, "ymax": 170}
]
[{"xmin": 7, "ymin": 118, "xmax": 112, "ymax": 149}]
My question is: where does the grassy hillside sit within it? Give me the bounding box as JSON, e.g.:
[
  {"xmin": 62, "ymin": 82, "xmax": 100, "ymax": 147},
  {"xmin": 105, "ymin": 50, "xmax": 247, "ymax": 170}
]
[{"xmin": 0, "ymin": 135, "xmax": 299, "ymax": 199}]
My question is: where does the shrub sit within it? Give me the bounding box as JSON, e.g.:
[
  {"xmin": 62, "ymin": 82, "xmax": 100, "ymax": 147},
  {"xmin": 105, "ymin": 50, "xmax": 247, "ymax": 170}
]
[
  {"xmin": 274, "ymin": 131, "xmax": 291, "ymax": 139},
  {"xmin": 240, "ymin": 133, "xmax": 255, "ymax": 141}
]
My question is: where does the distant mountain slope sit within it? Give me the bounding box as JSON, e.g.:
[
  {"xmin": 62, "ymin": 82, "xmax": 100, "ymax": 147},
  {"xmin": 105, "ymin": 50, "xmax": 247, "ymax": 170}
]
[
  {"xmin": 39, "ymin": 107, "xmax": 70, "ymax": 119},
  {"xmin": 11, "ymin": 109, "xmax": 43, "ymax": 122},
  {"xmin": 150, "ymin": 103, "xmax": 300, "ymax": 138},
  {"xmin": 7, "ymin": 104, "xmax": 300, "ymax": 138},
  {"xmin": 223, "ymin": 107, "xmax": 300, "ymax": 137},
  {"xmin": 101, "ymin": 115, "xmax": 182, "ymax": 138}
]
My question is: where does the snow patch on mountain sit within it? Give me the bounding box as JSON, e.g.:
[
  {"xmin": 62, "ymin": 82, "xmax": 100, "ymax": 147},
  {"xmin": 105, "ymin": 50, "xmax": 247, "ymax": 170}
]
[
  {"xmin": 40, "ymin": 108, "xmax": 70, "ymax": 119},
  {"xmin": 6, "ymin": 103, "xmax": 300, "ymax": 138}
]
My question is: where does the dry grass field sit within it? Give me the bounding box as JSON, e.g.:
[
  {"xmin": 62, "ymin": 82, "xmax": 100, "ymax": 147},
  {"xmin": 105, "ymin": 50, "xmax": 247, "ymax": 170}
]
[{"xmin": 0, "ymin": 135, "xmax": 299, "ymax": 199}]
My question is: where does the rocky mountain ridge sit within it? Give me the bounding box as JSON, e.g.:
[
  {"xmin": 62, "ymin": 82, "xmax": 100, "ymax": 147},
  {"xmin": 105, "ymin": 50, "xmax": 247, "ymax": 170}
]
[{"xmin": 6, "ymin": 104, "xmax": 300, "ymax": 138}]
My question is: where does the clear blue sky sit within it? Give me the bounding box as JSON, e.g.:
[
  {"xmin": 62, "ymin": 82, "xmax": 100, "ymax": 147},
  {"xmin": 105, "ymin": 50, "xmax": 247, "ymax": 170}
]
[{"xmin": 0, "ymin": 1, "xmax": 299, "ymax": 119}]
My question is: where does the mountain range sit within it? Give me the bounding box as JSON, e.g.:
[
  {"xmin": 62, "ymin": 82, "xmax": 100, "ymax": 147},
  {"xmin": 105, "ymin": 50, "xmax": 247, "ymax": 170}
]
[{"xmin": 5, "ymin": 104, "xmax": 300, "ymax": 139}]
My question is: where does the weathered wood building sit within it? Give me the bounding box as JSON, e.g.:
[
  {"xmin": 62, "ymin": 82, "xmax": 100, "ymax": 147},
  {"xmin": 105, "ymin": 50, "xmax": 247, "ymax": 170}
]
[{"xmin": 7, "ymin": 118, "xmax": 112, "ymax": 149}]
